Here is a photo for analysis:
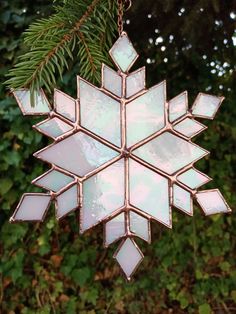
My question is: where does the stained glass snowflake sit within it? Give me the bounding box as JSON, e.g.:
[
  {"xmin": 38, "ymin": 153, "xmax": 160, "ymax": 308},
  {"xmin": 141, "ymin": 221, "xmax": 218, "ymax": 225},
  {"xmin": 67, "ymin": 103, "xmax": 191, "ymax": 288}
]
[{"xmin": 11, "ymin": 32, "xmax": 231, "ymax": 280}]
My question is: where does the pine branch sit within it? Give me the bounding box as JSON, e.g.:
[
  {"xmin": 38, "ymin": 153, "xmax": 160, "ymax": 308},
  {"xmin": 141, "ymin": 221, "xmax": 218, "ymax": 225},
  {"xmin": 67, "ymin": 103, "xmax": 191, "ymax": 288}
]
[{"xmin": 5, "ymin": 0, "xmax": 118, "ymax": 93}]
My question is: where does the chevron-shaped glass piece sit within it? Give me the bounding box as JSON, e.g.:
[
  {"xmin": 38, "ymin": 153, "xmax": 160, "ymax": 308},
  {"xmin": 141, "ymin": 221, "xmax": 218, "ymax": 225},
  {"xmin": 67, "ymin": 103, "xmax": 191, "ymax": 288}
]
[{"xmin": 11, "ymin": 31, "xmax": 231, "ymax": 280}]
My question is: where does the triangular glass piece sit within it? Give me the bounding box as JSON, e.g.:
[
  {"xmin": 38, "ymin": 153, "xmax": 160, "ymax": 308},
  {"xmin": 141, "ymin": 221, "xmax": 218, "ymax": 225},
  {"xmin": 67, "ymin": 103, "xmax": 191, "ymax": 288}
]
[
  {"xmin": 130, "ymin": 211, "xmax": 150, "ymax": 242},
  {"xmin": 56, "ymin": 184, "xmax": 79, "ymax": 219},
  {"xmin": 192, "ymin": 93, "xmax": 224, "ymax": 119},
  {"xmin": 169, "ymin": 91, "xmax": 188, "ymax": 122},
  {"xmin": 195, "ymin": 189, "xmax": 231, "ymax": 215},
  {"xmin": 133, "ymin": 132, "xmax": 208, "ymax": 175},
  {"xmin": 109, "ymin": 32, "xmax": 138, "ymax": 72},
  {"xmin": 129, "ymin": 159, "xmax": 171, "ymax": 227},
  {"xmin": 10, "ymin": 193, "xmax": 51, "ymax": 222},
  {"xmin": 81, "ymin": 159, "xmax": 125, "ymax": 232},
  {"xmin": 173, "ymin": 117, "xmax": 206, "ymax": 138},
  {"xmin": 102, "ymin": 64, "xmax": 122, "ymax": 97},
  {"xmin": 13, "ymin": 89, "xmax": 51, "ymax": 115},
  {"xmin": 34, "ymin": 117, "xmax": 73, "ymax": 139},
  {"xmin": 126, "ymin": 67, "xmax": 145, "ymax": 98},
  {"xmin": 32, "ymin": 169, "xmax": 74, "ymax": 192},
  {"xmin": 114, "ymin": 238, "xmax": 143, "ymax": 280},
  {"xmin": 54, "ymin": 89, "xmax": 76, "ymax": 122},
  {"xmin": 78, "ymin": 78, "xmax": 121, "ymax": 147},
  {"xmin": 104, "ymin": 212, "xmax": 125, "ymax": 247},
  {"xmin": 177, "ymin": 168, "xmax": 211, "ymax": 190},
  {"xmin": 126, "ymin": 81, "xmax": 166, "ymax": 147},
  {"xmin": 34, "ymin": 131, "xmax": 119, "ymax": 177},
  {"xmin": 173, "ymin": 184, "xmax": 193, "ymax": 215}
]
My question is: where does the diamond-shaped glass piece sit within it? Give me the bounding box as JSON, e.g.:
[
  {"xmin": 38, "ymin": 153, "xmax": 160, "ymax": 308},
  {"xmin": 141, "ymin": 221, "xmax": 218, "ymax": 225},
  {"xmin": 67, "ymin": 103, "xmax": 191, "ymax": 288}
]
[
  {"xmin": 34, "ymin": 117, "xmax": 73, "ymax": 139},
  {"xmin": 126, "ymin": 81, "xmax": 166, "ymax": 147},
  {"xmin": 195, "ymin": 189, "xmax": 231, "ymax": 215},
  {"xmin": 133, "ymin": 132, "xmax": 208, "ymax": 175},
  {"xmin": 177, "ymin": 168, "xmax": 211, "ymax": 190},
  {"xmin": 78, "ymin": 78, "xmax": 121, "ymax": 147},
  {"xmin": 81, "ymin": 159, "xmax": 125, "ymax": 232},
  {"xmin": 129, "ymin": 159, "xmax": 171, "ymax": 227},
  {"xmin": 114, "ymin": 238, "xmax": 143, "ymax": 280},
  {"xmin": 32, "ymin": 169, "xmax": 74, "ymax": 192},
  {"xmin": 56, "ymin": 184, "xmax": 78, "ymax": 219},
  {"xmin": 105, "ymin": 212, "xmax": 125, "ymax": 247},
  {"xmin": 10, "ymin": 193, "xmax": 51, "ymax": 222},
  {"xmin": 54, "ymin": 89, "xmax": 76, "ymax": 122},
  {"xmin": 126, "ymin": 67, "xmax": 145, "ymax": 98},
  {"xmin": 173, "ymin": 117, "xmax": 206, "ymax": 138},
  {"xmin": 34, "ymin": 131, "xmax": 119, "ymax": 177},
  {"xmin": 13, "ymin": 89, "xmax": 51, "ymax": 115},
  {"xmin": 102, "ymin": 64, "xmax": 122, "ymax": 97},
  {"xmin": 169, "ymin": 91, "xmax": 188, "ymax": 122},
  {"xmin": 109, "ymin": 32, "xmax": 138, "ymax": 72},
  {"xmin": 130, "ymin": 211, "xmax": 150, "ymax": 242},
  {"xmin": 173, "ymin": 184, "xmax": 193, "ymax": 215},
  {"xmin": 192, "ymin": 93, "xmax": 224, "ymax": 119}
]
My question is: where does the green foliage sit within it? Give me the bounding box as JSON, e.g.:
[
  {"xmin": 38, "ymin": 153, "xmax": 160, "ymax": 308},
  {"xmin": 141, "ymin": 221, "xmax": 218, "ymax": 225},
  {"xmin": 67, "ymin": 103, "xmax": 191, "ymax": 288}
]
[
  {"xmin": 5, "ymin": 0, "xmax": 117, "ymax": 93},
  {"xmin": 0, "ymin": 0, "xmax": 236, "ymax": 313}
]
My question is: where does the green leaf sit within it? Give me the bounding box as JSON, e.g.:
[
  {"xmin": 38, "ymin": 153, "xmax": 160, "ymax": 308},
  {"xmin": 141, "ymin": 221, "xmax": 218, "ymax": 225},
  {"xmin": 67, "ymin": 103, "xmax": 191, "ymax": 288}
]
[{"xmin": 198, "ymin": 304, "xmax": 211, "ymax": 314}]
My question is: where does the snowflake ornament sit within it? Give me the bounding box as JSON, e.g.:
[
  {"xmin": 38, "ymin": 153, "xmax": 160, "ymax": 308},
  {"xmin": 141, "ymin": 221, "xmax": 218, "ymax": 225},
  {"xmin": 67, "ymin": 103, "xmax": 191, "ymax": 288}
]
[{"xmin": 11, "ymin": 32, "xmax": 231, "ymax": 280}]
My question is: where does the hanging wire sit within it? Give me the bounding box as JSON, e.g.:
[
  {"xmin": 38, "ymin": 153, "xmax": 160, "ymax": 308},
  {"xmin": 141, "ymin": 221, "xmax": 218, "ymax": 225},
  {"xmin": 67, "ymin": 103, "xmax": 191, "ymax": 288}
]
[{"xmin": 117, "ymin": 0, "xmax": 132, "ymax": 35}]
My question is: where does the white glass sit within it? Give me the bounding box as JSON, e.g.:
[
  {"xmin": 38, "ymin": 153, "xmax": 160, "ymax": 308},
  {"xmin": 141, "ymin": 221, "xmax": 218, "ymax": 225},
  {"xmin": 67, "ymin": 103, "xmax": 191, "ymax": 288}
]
[
  {"xmin": 102, "ymin": 64, "xmax": 122, "ymax": 97},
  {"xmin": 13, "ymin": 89, "xmax": 51, "ymax": 115},
  {"xmin": 192, "ymin": 93, "xmax": 223, "ymax": 119},
  {"xmin": 169, "ymin": 92, "xmax": 187, "ymax": 122},
  {"xmin": 114, "ymin": 238, "xmax": 143, "ymax": 280},
  {"xmin": 105, "ymin": 212, "xmax": 125, "ymax": 246},
  {"xmin": 133, "ymin": 131, "xmax": 208, "ymax": 175},
  {"xmin": 130, "ymin": 211, "xmax": 150, "ymax": 242},
  {"xmin": 35, "ymin": 131, "xmax": 119, "ymax": 177},
  {"xmin": 81, "ymin": 159, "xmax": 125, "ymax": 232},
  {"xmin": 173, "ymin": 117, "xmax": 206, "ymax": 138},
  {"xmin": 109, "ymin": 32, "xmax": 138, "ymax": 72},
  {"xmin": 34, "ymin": 117, "xmax": 73, "ymax": 139},
  {"xmin": 195, "ymin": 189, "xmax": 231, "ymax": 215},
  {"xmin": 126, "ymin": 67, "xmax": 145, "ymax": 98},
  {"xmin": 56, "ymin": 185, "xmax": 78, "ymax": 219},
  {"xmin": 54, "ymin": 89, "xmax": 76, "ymax": 122},
  {"xmin": 173, "ymin": 184, "xmax": 192, "ymax": 215},
  {"xmin": 129, "ymin": 159, "xmax": 171, "ymax": 227},
  {"xmin": 11, "ymin": 193, "xmax": 51, "ymax": 221},
  {"xmin": 33, "ymin": 169, "xmax": 74, "ymax": 192},
  {"xmin": 79, "ymin": 79, "xmax": 121, "ymax": 147},
  {"xmin": 126, "ymin": 82, "xmax": 166, "ymax": 147},
  {"xmin": 177, "ymin": 168, "xmax": 211, "ymax": 189}
]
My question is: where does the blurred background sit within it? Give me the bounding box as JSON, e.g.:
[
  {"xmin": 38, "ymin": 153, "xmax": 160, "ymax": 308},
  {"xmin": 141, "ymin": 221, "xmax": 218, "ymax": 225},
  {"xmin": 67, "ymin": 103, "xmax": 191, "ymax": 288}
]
[{"xmin": 0, "ymin": 0, "xmax": 235, "ymax": 313}]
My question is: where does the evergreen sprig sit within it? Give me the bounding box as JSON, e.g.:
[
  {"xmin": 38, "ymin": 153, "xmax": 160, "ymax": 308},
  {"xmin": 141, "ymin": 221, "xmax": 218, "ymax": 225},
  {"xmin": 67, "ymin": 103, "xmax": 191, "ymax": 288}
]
[{"xmin": 5, "ymin": 0, "xmax": 118, "ymax": 93}]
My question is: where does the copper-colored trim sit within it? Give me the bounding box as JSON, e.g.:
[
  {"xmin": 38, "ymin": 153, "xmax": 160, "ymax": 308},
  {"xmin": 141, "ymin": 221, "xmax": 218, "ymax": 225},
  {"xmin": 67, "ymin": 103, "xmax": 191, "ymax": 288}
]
[
  {"xmin": 10, "ymin": 193, "xmax": 51, "ymax": 223},
  {"xmin": 109, "ymin": 31, "xmax": 139, "ymax": 74},
  {"xmin": 172, "ymin": 183, "xmax": 194, "ymax": 216},
  {"xmin": 194, "ymin": 188, "xmax": 232, "ymax": 216},
  {"xmin": 113, "ymin": 237, "xmax": 144, "ymax": 281},
  {"xmin": 54, "ymin": 88, "xmax": 77, "ymax": 123},
  {"xmin": 191, "ymin": 92, "xmax": 225, "ymax": 120},
  {"xmin": 103, "ymin": 211, "xmax": 126, "ymax": 248},
  {"xmin": 168, "ymin": 90, "xmax": 188, "ymax": 123},
  {"xmin": 173, "ymin": 117, "xmax": 208, "ymax": 139},
  {"xmin": 125, "ymin": 66, "xmax": 146, "ymax": 99},
  {"xmin": 55, "ymin": 183, "xmax": 80, "ymax": 220},
  {"xmin": 33, "ymin": 116, "xmax": 74, "ymax": 140},
  {"xmin": 12, "ymin": 88, "xmax": 51, "ymax": 116},
  {"xmin": 31, "ymin": 167, "xmax": 75, "ymax": 193},
  {"xmin": 176, "ymin": 167, "xmax": 212, "ymax": 190}
]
